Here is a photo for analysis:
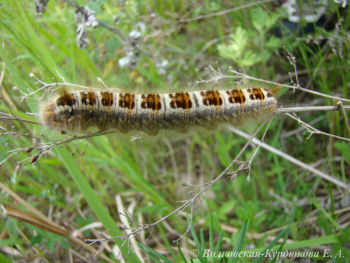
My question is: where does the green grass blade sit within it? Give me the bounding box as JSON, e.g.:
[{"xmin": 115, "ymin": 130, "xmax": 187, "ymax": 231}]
[
  {"xmin": 177, "ymin": 241, "xmax": 188, "ymax": 263},
  {"xmin": 189, "ymin": 215, "xmax": 206, "ymax": 263},
  {"xmin": 214, "ymin": 233, "xmax": 224, "ymax": 262},
  {"xmin": 138, "ymin": 242, "xmax": 173, "ymax": 263},
  {"xmin": 270, "ymin": 236, "xmax": 287, "ymax": 263},
  {"xmin": 214, "ymin": 231, "xmax": 224, "ymax": 259},
  {"xmin": 221, "ymin": 244, "xmax": 228, "ymax": 263},
  {"xmin": 200, "ymin": 229, "xmax": 205, "ymax": 251},
  {"xmin": 228, "ymin": 219, "xmax": 250, "ymax": 263},
  {"xmin": 313, "ymin": 200, "xmax": 342, "ymax": 232},
  {"xmin": 247, "ymin": 234, "xmax": 338, "ymax": 254},
  {"xmin": 209, "ymin": 214, "xmax": 214, "ymax": 263},
  {"xmin": 0, "ymin": 44, "xmax": 27, "ymax": 92},
  {"xmin": 252, "ymin": 225, "xmax": 291, "ymax": 263},
  {"xmin": 0, "ymin": 253, "xmax": 13, "ymax": 263}
]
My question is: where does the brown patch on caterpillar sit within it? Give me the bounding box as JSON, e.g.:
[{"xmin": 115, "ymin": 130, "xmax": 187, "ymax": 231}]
[
  {"xmin": 226, "ymin": 90, "xmax": 246, "ymax": 104},
  {"xmin": 169, "ymin": 92, "xmax": 193, "ymax": 109},
  {"xmin": 199, "ymin": 90, "xmax": 223, "ymax": 106},
  {"xmin": 245, "ymin": 88, "xmax": 266, "ymax": 101},
  {"xmin": 80, "ymin": 91, "xmax": 96, "ymax": 107},
  {"xmin": 252, "ymin": 88, "xmax": 265, "ymax": 100},
  {"xmin": 101, "ymin": 91, "xmax": 113, "ymax": 108},
  {"xmin": 119, "ymin": 93, "xmax": 135, "ymax": 110},
  {"xmin": 141, "ymin": 94, "xmax": 162, "ymax": 110},
  {"xmin": 56, "ymin": 89, "xmax": 74, "ymax": 107}
]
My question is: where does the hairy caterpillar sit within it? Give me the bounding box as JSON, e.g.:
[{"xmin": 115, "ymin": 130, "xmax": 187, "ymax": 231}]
[{"xmin": 40, "ymin": 88, "xmax": 278, "ymax": 136}]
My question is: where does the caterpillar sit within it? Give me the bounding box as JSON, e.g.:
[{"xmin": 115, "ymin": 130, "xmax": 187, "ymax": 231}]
[{"xmin": 40, "ymin": 88, "xmax": 278, "ymax": 136}]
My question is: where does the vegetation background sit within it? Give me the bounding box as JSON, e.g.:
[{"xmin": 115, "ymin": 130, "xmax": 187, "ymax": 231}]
[{"xmin": 0, "ymin": 0, "xmax": 349, "ymax": 262}]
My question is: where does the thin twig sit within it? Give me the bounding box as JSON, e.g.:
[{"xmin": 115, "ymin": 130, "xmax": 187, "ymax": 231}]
[
  {"xmin": 230, "ymin": 128, "xmax": 350, "ymax": 190},
  {"xmin": 175, "ymin": 0, "xmax": 274, "ymax": 23},
  {"xmin": 276, "ymin": 105, "xmax": 350, "ymax": 114},
  {"xmin": 337, "ymin": 101, "xmax": 350, "ymax": 137},
  {"xmin": 285, "ymin": 113, "xmax": 350, "ymax": 142},
  {"xmin": 280, "ymin": 115, "xmax": 325, "ymax": 139},
  {"xmin": 0, "ymin": 116, "xmax": 42, "ymax": 126}
]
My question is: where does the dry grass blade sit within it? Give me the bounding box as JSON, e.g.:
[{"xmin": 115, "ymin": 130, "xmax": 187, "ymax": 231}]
[{"xmin": 3, "ymin": 206, "xmax": 70, "ymax": 237}]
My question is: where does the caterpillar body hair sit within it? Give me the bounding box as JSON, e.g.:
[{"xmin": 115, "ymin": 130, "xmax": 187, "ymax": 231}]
[{"xmin": 39, "ymin": 87, "xmax": 278, "ymax": 136}]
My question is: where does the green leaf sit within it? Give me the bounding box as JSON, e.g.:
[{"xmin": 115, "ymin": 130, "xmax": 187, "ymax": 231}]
[
  {"xmin": 217, "ymin": 44, "xmax": 238, "ymax": 61},
  {"xmin": 0, "ymin": 43, "xmax": 27, "ymax": 92},
  {"xmin": 218, "ymin": 200, "xmax": 236, "ymax": 217},
  {"xmin": 209, "ymin": 214, "xmax": 214, "ymax": 263},
  {"xmin": 252, "ymin": 225, "xmax": 291, "ymax": 263},
  {"xmin": 0, "ymin": 238, "xmax": 24, "ymax": 247},
  {"xmin": 265, "ymin": 12, "xmax": 280, "ymax": 30},
  {"xmin": 247, "ymin": 234, "xmax": 338, "ymax": 254},
  {"xmin": 270, "ymin": 237, "xmax": 287, "ymax": 263},
  {"xmin": 252, "ymin": 21, "xmax": 263, "ymax": 33},
  {"xmin": 138, "ymin": 242, "xmax": 173, "ymax": 263},
  {"xmin": 265, "ymin": 36, "xmax": 282, "ymax": 49},
  {"xmin": 231, "ymin": 27, "xmax": 248, "ymax": 52},
  {"xmin": 335, "ymin": 141, "xmax": 350, "ymax": 166},
  {"xmin": 189, "ymin": 215, "xmax": 206, "ymax": 263},
  {"xmin": 228, "ymin": 219, "xmax": 249, "ymax": 263},
  {"xmin": 252, "ymin": 8, "xmax": 267, "ymax": 33},
  {"xmin": 46, "ymin": 238, "xmax": 55, "ymax": 252},
  {"xmin": 0, "ymin": 253, "xmax": 13, "ymax": 263},
  {"xmin": 29, "ymin": 235, "xmax": 44, "ymax": 246},
  {"xmin": 200, "ymin": 229, "xmax": 205, "ymax": 251},
  {"xmin": 244, "ymin": 51, "xmax": 260, "ymax": 64},
  {"xmin": 261, "ymin": 51, "xmax": 272, "ymax": 63},
  {"xmin": 177, "ymin": 241, "xmax": 189, "ymax": 263},
  {"xmin": 214, "ymin": 231, "xmax": 224, "ymax": 260},
  {"xmin": 217, "ymin": 27, "xmax": 248, "ymax": 64}
]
